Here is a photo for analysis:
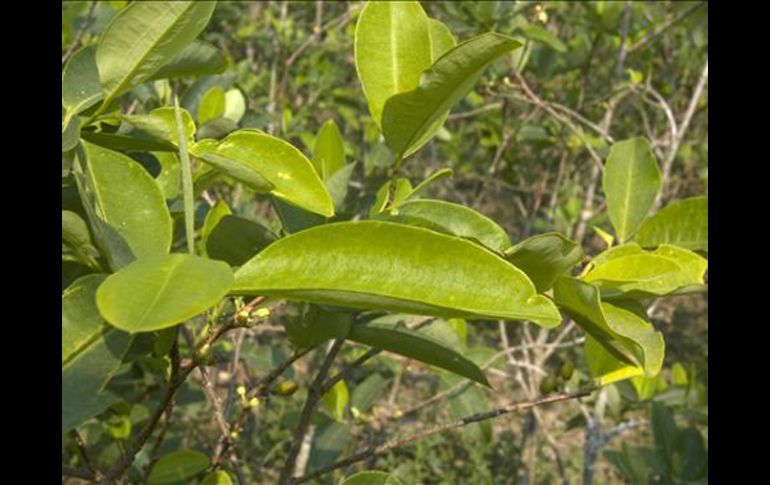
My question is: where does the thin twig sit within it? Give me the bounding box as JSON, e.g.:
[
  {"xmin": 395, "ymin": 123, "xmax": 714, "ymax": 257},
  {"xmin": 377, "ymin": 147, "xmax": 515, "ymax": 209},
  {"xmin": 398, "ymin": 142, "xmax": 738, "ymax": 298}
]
[
  {"xmin": 627, "ymin": 2, "xmax": 707, "ymax": 55},
  {"xmin": 62, "ymin": 0, "xmax": 97, "ymax": 65},
  {"xmin": 292, "ymin": 389, "xmax": 595, "ymax": 484},
  {"xmin": 69, "ymin": 429, "xmax": 102, "ymax": 480},
  {"xmin": 279, "ymin": 338, "xmax": 345, "ymax": 484}
]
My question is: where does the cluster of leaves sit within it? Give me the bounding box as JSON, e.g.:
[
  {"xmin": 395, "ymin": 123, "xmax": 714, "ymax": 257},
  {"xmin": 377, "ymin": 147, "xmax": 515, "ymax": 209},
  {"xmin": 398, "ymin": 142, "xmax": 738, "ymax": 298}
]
[{"xmin": 62, "ymin": 1, "xmax": 707, "ymax": 483}]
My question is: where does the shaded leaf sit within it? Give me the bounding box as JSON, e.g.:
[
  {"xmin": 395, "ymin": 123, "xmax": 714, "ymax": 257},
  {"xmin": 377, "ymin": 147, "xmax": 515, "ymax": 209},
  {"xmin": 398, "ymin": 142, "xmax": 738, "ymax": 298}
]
[
  {"xmin": 206, "ymin": 215, "xmax": 278, "ymax": 267},
  {"xmin": 342, "ymin": 471, "xmax": 405, "ymax": 485},
  {"xmin": 147, "ymin": 450, "xmax": 210, "ymax": 485},
  {"xmin": 198, "ymin": 86, "xmax": 226, "ymax": 125},
  {"xmin": 62, "ymin": 45, "xmax": 102, "ymax": 122},
  {"xmin": 313, "ymin": 119, "xmax": 346, "ymax": 180},
  {"xmin": 348, "ymin": 319, "xmax": 489, "ymax": 386},
  {"xmin": 505, "ymin": 232, "xmax": 583, "ymax": 292},
  {"xmin": 148, "ymin": 41, "xmax": 227, "ymax": 81}
]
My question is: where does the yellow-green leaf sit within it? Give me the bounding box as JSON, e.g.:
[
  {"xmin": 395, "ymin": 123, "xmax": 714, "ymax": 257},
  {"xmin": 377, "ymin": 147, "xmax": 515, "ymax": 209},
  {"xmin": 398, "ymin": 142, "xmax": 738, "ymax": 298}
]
[
  {"xmin": 636, "ymin": 196, "xmax": 708, "ymax": 252},
  {"xmin": 234, "ymin": 221, "xmax": 561, "ymax": 327}
]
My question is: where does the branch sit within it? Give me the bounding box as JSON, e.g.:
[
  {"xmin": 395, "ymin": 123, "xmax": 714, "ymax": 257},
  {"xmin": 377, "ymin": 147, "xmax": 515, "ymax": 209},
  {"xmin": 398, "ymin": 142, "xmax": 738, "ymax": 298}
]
[
  {"xmin": 627, "ymin": 2, "xmax": 707, "ymax": 55},
  {"xmin": 292, "ymin": 388, "xmax": 595, "ymax": 484},
  {"xmin": 61, "ymin": 0, "xmax": 97, "ymax": 65},
  {"xmin": 279, "ymin": 339, "xmax": 346, "ymax": 484}
]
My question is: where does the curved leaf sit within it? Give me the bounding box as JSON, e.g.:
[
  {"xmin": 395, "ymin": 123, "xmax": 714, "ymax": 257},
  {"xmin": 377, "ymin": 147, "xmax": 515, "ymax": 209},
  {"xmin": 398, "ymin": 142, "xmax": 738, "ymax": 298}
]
[
  {"xmin": 313, "ymin": 119, "xmax": 346, "ymax": 180},
  {"xmin": 505, "ymin": 233, "xmax": 584, "ymax": 292},
  {"xmin": 201, "ymin": 471, "xmax": 234, "ymax": 485},
  {"xmin": 96, "ymin": 1, "xmax": 216, "ymax": 107},
  {"xmin": 378, "ymin": 199, "xmax": 510, "ymax": 252},
  {"xmin": 76, "ymin": 142, "xmax": 173, "ymax": 269},
  {"xmin": 123, "ymin": 107, "xmax": 196, "ymax": 148},
  {"xmin": 405, "ymin": 168, "xmax": 453, "ymax": 201},
  {"xmin": 148, "ymin": 450, "xmax": 210, "ymax": 485},
  {"xmin": 322, "ymin": 380, "xmax": 349, "ymax": 421},
  {"xmin": 602, "ymin": 137, "xmax": 662, "ymax": 242},
  {"xmin": 428, "ymin": 18, "xmax": 457, "ymax": 60},
  {"xmin": 62, "ymin": 210, "xmax": 99, "ymax": 261},
  {"xmin": 382, "ymin": 33, "xmax": 520, "ymax": 158},
  {"xmin": 354, "ymin": 1, "xmax": 432, "ymax": 129},
  {"xmin": 635, "ymin": 196, "xmax": 708, "ymax": 252},
  {"xmin": 62, "ymin": 45, "xmax": 102, "ymax": 123},
  {"xmin": 234, "ymin": 221, "xmax": 561, "ymax": 327},
  {"xmin": 148, "ymin": 41, "xmax": 227, "ymax": 81},
  {"xmin": 223, "ymin": 88, "xmax": 246, "ymax": 123},
  {"xmin": 198, "ymin": 86, "xmax": 226, "ymax": 124},
  {"xmin": 553, "ymin": 277, "xmax": 664, "ymax": 383},
  {"xmin": 62, "ymin": 274, "xmax": 107, "ymax": 365},
  {"xmin": 343, "ymin": 471, "xmax": 405, "ymax": 485},
  {"xmin": 206, "ymin": 215, "xmax": 278, "ymax": 266},
  {"xmin": 96, "ymin": 254, "xmax": 234, "ymax": 333},
  {"xmin": 349, "ymin": 319, "xmax": 490, "ymax": 386},
  {"xmin": 191, "ymin": 130, "xmax": 334, "ymax": 216}
]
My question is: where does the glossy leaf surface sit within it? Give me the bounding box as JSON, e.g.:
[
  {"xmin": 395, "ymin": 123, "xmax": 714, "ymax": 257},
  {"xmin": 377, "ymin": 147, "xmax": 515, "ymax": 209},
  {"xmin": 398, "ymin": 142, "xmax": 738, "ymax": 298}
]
[
  {"xmin": 636, "ymin": 196, "xmax": 708, "ymax": 252},
  {"xmin": 234, "ymin": 221, "xmax": 561, "ymax": 327},
  {"xmin": 505, "ymin": 233, "xmax": 583, "ymax": 292},
  {"xmin": 602, "ymin": 137, "xmax": 661, "ymax": 242},
  {"xmin": 312, "ymin": 119, "xmax": 346, "ymax": 180}
]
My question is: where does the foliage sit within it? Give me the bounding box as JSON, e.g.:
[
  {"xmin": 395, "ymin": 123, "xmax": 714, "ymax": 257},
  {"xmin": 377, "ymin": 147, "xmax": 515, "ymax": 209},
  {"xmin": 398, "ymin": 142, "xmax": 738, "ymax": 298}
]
[{"xmin": 62, "ymin": 1, "xmax": 707, "ymax": 483}]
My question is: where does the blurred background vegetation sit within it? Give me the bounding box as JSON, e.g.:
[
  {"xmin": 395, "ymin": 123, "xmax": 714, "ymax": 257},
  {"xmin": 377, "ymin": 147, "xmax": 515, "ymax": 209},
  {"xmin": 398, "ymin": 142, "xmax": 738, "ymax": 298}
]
[{"xmin": 62, "ymin": 1, "xmax": 708, "ymax": 483}]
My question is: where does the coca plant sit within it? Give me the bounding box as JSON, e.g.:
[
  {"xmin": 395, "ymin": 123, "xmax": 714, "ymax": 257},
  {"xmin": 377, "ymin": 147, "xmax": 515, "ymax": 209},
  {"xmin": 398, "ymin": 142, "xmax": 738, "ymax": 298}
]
[{"xmin": 62, "ymin": 1, "xmax": 707, "ymax": 483}]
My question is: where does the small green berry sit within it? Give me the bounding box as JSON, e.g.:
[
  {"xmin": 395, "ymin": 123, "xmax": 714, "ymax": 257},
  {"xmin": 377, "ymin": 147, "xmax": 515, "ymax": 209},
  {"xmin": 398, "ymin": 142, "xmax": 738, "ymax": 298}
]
[
  {"xmin": 540, "ymin": 375, "xmax": 558, "ymax": 394},
  {"xmin": 272, "ymin": 380, "xmax": 299, "ymax": 397},
  {"xmin": 560, "ymin": 360, "xmax": 575, "ymax": 381}
]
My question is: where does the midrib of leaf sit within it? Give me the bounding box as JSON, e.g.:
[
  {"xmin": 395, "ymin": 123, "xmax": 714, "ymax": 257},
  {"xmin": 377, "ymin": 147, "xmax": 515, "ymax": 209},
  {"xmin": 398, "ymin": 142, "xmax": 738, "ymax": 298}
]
[
  {"xmin": 389, "ymin": 3, "xmax": 400, "ymax": 94},
  {"xmin": 619, "ymin": 141, "xmax": 638, "ymax": 241},
  {"xmin": 99, "ymin": 3, "xmax": 195, "ymax": 112},
  {"xmin": 135, "ymin": 258, "xmax": 181, "ymax": 328}
]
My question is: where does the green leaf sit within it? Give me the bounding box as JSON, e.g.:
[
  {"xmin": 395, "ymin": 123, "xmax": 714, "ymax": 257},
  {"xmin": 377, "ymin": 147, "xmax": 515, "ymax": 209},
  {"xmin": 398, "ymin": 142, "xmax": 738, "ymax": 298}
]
[
  {"xmin": 62, "ymin": 45, "xmax": 101, "ymax": 124},
  {"xmin": 234, "ymin": 221, "xmax": 561, "ymax": 327},
  {"xmin": 554, "ymin": 277, "xmax": 664, "ymax": 383},
  {"xmin": 62, "ymin": 274, "xmax": 107, "ymax": 365},
  {"xmin": 206, "ymin": 215, "xmax": 278, "ymax": 266},
  {"xmin": 405, "ymin": 168, "xmax": 454, "ymax": 201},
  {"xmin": 325, "ymin": 162, "xmax": 356, "ymax": 211},
  {"xmin": 584, "ymin": 335, "xmax": 644, "ymax": 386},
  {"xmin": 505, "ymin": 232, "xmax": 583, "ymax": 292},
  {"xmin": 350, "ymin": 373, "xmax": 388, "ymax": 413},
  {"xmin": 96, "ymin": 1, "xmax": 216, "ymax": 108},
  {"xmin": 198, "ymin": 86, "xmax": 226, "ymax": 125},
  {"xmin": 349, "ymin": 319, "xmax": 490, "ymax": 386},
  {"xmin": 635, "ymin": 196, "xmax": 708, "ymax": 252},
  {"xmin": 282, "ymin": 304, "xmax": 353, "ymax": 349},
  {"xmin": 75, "ymin": 142, "xmax": 173, "ymax": 270},
  {"xmin": 651, "ymin": 402, "xmax": 679, "ymax": 466},
  {"xmin": 322, "ymin": 380, "xmax": 349, "ymax": 421},
  {"xmin": 191, "ymin": 130, "xmax": 334, "ymax": 217},
  {"xmin": 96, "ymin": 254, "xmax": 234, "ymax": 333},
  {"xmin": 354, "ymin": 1, "xmax": 432, "ymax": 129},
  {"xmin": 516, "ymin": 23, "xmax": 567, "ymax": 52},
  {"xmin": 428, "ymin": 18, "xmax": 457, "ymax": 60},
  {"xmin": 312, "ymin": 119, "xmax": 346, "ymax": 180},
  {"xmin": 148, "ymin": 41, "xmax": 227, "ymax": 81},
  {"xmin": 584, "ymin": 243, "xmax": 706, "ymax": 298},
  {"xmin": 123, "ymin": 107, "xmax": 196, "ymax": 149},
  {"xmin": 147, "ymin": 450, "xmax": 210, "ymax": 485},
  {"xmin": 223, "ymin": 88, "xmax": 246, "ymax": 123},
  {"xmin": 602, "ymin": 137, "xmax": 662, "ymax": 242},
  {"xmin": 62, "ymin": 116, "xmax": 82, "ymax": 152},
  {"xmin": 201, "ymin": 471, "xmax": 234, "ymax": 485},
  {"xmin": 342, "ymin": 471, "xmax": 405, "ymax": 485},
  {"xmin": 370, "ymin": 178, "xmax": 413, "ymax": 215},
  {"xmin": 308, "ymin": 420, "xmax": 352, "ymax": 472},
  {"xmin": 62, "ymin": 210, "xmax": 99, "ymax": 262},
  {"xmin": 79, "ymin": 130, "xmax": 176, "ymax": 153},
  {"xmin": 62, "ymin": 284, "xmax": 133, "ymax": 434},
  {"xmin": 382, "ymin": 33, "xmax": 521, "ymax": 158},
  {"xmin": 200, "ymin": 199, "xmax": 231, "ymax": 257},
  {"xmin": 378, "ymin": 199, "xmax": 510, "ymax": 252},
  {"xmin": 154, "ymin": 152, "xmax": 182, "ymax": 200}
]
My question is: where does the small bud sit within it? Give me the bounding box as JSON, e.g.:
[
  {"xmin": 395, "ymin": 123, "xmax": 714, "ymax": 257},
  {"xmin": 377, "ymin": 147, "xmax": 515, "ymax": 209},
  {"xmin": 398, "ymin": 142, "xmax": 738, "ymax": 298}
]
[
  {"xmin": 272, "ymin": 380, "xmax": 299, "ymax": 397},
  {"xmin": 560, "ymin": 360, "xmax": 575, "ymax": 381},
  {"xmin": 229, "ymin": 431, "xmax": 239, "ymax": 440},
  {"xmin": 248, "ymin": 397, "xmax": 260, "ymax": 408},
  {"xmin": 237, "ymin": 386, "xmax": 247, "ymax": 397},
  {"xmin": 235, "ymin": 310, "xmax": 250, "ymax": 326},
  {"xmin": 253, "ymin": 307, "xmax": 271, "ymax": 319}
]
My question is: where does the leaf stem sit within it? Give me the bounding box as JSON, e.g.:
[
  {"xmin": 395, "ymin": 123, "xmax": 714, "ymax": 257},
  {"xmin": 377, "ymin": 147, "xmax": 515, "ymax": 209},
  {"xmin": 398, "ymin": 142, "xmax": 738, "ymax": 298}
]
[{"xmin": 174, "ymin": 95, "xmax": 196, "ymax": 255}]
